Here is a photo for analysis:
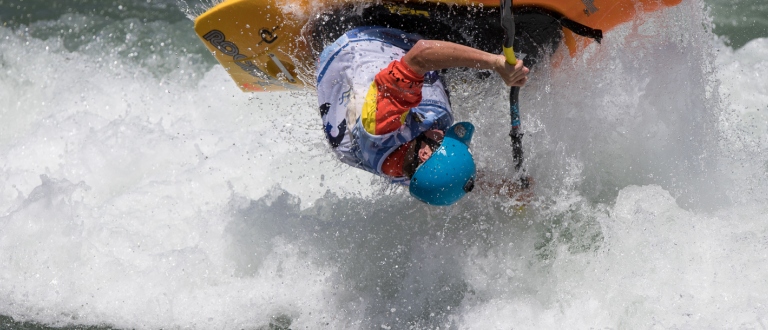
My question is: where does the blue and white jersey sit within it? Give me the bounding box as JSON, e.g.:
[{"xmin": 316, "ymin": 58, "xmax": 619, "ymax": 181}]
[{"xmin": 316, "ymin": 26, "xmax": 454, "ymax": 184}]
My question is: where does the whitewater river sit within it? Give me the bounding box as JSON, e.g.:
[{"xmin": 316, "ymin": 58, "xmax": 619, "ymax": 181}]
[{"xmin": 1, "ymin": 0, "xmax": 767, "ymax": 328}]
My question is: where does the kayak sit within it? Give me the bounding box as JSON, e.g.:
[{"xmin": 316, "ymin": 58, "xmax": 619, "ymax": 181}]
[{"xmin": 193, "ymin": 0, "xmax": 682, "ymax": 92}]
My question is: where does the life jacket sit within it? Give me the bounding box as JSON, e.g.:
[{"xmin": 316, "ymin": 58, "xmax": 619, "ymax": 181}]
[{"xmin": 316, "ymin": 26, "xmax": 454, "ymax": 185}]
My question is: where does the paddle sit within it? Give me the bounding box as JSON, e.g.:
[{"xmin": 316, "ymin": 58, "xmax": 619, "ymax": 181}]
[{"xmin": 500, "ymin": 0, "xmax": 529, "ymax": 188}]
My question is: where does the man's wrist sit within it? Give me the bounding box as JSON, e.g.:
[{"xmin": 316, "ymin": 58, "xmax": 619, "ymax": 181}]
[{"xmin": 487, "ymin": 54, "xmax": 501, "ymax": 72}]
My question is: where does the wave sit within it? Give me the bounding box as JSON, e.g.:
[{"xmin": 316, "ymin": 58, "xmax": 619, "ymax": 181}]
[{"xmin": 1, "ymin": 0, "xmax": 768, "ymax": 328}]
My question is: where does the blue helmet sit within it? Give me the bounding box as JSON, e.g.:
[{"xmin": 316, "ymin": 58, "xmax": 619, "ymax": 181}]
[{"xmin": 409, "ymin": 122, "xmax": 477, "ymax": 206}]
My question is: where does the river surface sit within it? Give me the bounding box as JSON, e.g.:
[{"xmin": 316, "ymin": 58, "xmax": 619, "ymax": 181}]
[{"xmin": 1, "ymin": 0, "xmax": 768, "ymax": 329}]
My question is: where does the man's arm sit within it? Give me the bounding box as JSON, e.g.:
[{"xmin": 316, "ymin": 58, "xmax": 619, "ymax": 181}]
[{"xmin": 402, "ymin": 40, "xmax": 529, "ymax": 87}]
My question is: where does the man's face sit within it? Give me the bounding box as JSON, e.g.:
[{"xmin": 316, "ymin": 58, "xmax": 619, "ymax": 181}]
[{"xmin": 417, "ymin": 129, "xmax": 445, "ymax": 163}]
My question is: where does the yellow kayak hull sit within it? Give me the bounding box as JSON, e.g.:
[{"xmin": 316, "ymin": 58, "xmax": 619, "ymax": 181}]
[{"xmin": 194, "ymin": 0, "xmax": 682, "ymax": 92}]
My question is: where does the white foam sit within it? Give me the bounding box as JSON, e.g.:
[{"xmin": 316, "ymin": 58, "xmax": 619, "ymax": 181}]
[{"xmin": 1, "ymin": 0, "xmax": 768, "ymax": 328}]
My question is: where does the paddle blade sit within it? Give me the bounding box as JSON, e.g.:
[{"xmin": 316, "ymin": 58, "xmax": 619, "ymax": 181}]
[{"xmin": 500, "ymin": 0, "xmax": 517, "ymax": 65}]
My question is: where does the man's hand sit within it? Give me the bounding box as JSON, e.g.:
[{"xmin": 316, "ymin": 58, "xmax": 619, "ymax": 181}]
[
  {"xmin": 403, "ymin": 40, "xmax": 529, "ymax": 87},
  {"xmin": 493, "ymin": 55, "xmax": 529, "ymax": 87},
  {"xmin": 475, "ymin": 172, "xmax": 535, "ymax": 204}
]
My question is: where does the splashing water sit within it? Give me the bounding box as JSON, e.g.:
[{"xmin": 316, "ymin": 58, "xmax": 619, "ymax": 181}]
[{"xmin": 1, "ymin": 0, "xmax": 768, "ymax": 328}]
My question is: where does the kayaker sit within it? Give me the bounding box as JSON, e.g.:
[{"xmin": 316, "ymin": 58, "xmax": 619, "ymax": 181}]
[{"xmin": 316, "ymin": 26, "xmax": 530, "ymax": 205}]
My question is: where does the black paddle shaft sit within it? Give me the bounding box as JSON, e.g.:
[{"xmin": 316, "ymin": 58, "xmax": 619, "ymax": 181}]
[
  {"xmin": 509, "ymin": 86, "xmax": 523, "ymax": 173},
  {"xmin": 501, "ymin": 0, "xmax": 528, "ymax": 186}
]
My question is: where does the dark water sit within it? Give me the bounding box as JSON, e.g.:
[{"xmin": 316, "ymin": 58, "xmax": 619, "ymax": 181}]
[
  {"xmin": 707, "ymin": 0, "xmax": 768, "ymax": 48},
  {"xmin": 2, "ymin": 0, "xmax": 766, "ymax": 47},
  {"xmin": 0, "ymin": 0, "xmax": 188, "ymax": 25},
  {"xmin": 0, "ymin": 316, "xmax": 115, "ymax": 330}
]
